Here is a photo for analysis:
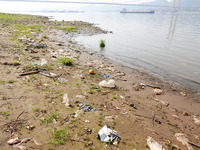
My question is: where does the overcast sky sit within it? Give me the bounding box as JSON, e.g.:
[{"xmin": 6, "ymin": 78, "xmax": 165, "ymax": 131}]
[{"xmin": 0, "ymin": 0, "xmax": 173, "ymax": 11}]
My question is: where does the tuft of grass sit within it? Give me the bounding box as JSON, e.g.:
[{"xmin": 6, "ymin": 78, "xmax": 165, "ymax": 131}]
[
  {"xmin": 112, "ymin": 95, "xmax": 118, "ymax": 99},
  {"xmin": 42, "ymin": 35, "xmax": 48, "ymax": 39},
  {"xmin": 41, "ymin": 112, "xmax": 59, "ymax": 124},
  {"xmin": 50, "ymin": 128, "xmax": 67, "ymax": 146},
  {"xmin": 0, "ymin": 112, "xmax": 10, "ymax": 117},
  {"xmin": 11, "ymin": 62, "xmax": 21, "ymax": 66},
  {"xmin": 16, "ymin": 24, "xmax": 43, "ymax": 32},
  {"xmin": 58, "ymin": 57, "xmax": 73, "ymax": 66},
  {"xmin": 7, "ymin": 80, "xmax": 15, "ymax": 83},
  {"xmin": 54, "ymin": 26, "xmax": 77, "ymax": 32},
  {"xmin": 99, "ymin": 40, "xmax": 105, "ymax": 48},
  {"xmin": 32, "ymin": 107, "xmax": 40, "ymax": 113}
]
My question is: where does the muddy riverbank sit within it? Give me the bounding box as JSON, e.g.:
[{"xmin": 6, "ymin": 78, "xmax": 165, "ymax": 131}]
[{"xmin": 0, "ymin": 12, "xmax": 200, "ymax": 150}]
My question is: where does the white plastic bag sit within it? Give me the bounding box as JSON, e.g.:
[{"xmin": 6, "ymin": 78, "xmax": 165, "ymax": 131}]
[{"xmin": 99, "ymin": 79, "xmax": 115, "ymax": 88}]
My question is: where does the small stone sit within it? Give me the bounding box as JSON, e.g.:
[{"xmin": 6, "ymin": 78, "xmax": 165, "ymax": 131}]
[
  {"xmin": 25, "ymin": 125, "xmax": 35, "ymax": 130},
  {"xmin": 84, "ymin": 128, "xmax": 92, "ymax": 134},
  {"xmin": 193, "ymin": 116, "xmax": 200, "ymax": 125},
  {"xmin": 84, "ymin": 120, "xmax": 90, "ymax": 123},
  {"xmin": 171, "ymin": 145, "xmax": 180, "ymax": 150},
  {"xmin": 87, "ymin": 141, "xmax": 93, "ymax": 147},
  {"xmin": 134, "ymin": 86, "xmax": 140, "ymax": 91},
  {"xmin": 154, "ymin": 89, "xmax": 164, "ymax": 95},
  {"xmin": 183, "ymin": 112, "xmax": 189, "ymax": 116},
  {"xmin": 180, "ymin": 92, "xmax": 187, "ymax": 97}
]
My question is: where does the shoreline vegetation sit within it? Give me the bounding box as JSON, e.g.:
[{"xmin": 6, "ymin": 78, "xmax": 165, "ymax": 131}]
[{"xmin": 0, "ymin": 12, "xmax": 200, "ymax": 150}]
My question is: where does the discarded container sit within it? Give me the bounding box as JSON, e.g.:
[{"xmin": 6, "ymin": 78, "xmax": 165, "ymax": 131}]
[
  {"xmin": 98, "ymin": 125, "xmax": 121, "ymax": 145},
  {"xmin": 99, "ymin": 79, "xmax": 115, "ymax": 88},
  {"xmin": 7, "ymin": 137, "xmax": 21, "ymax": 145},
  {"xmin": 139, "ymin": 83, "xmax": 147, "ymax": 87},
  {"xmin": 88, "ymin": 69, "xmax": 95, "ymax": 74},
  {"xmin": 62, "ymin": 94, "xmax": 70, "ymax": 107},
  {"xmin": 147, "ymin": 136, "xmax": 165, "ymax": 150}
]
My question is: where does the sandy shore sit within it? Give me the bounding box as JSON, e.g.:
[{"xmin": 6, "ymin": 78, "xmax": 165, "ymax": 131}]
[{"xmin": 0, "ymin": 12, "xmax": 200, "ymax": 150}]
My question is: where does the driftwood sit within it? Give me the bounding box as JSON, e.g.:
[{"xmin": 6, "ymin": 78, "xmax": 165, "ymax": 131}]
[
  {"xmin": 19, "ymin": 71, "xmax": 40, "ymax": 76},
  {"xmin": 0, "ymin": 102, "xmax": 11, "ymax": 108},
  {"xmin": 147, "ymin": 85, "xmax": 161, "ymax": 89},
  {"xmin": 188, "ymin": 141, "xmax": 200, "ymax": 149},
  {"xmin": 19, "ymin": 71, "xmax": 62, "ymax": 81},
  {"xmin": 2, "ymin": 111, "xmax": 26, "ymax": 134},
  {"xmin": 1, "ymin": 62, "xmax": 21, "ymax": 66},
  {"xmin": 135, "ymin": 114, "xmax": 161, "ymax": 125}
]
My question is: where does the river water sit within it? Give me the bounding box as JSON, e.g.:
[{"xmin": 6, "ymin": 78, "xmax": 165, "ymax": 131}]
[{"xmin": 16, "ymin": 11, "xmax": 200, "ymax": 89}]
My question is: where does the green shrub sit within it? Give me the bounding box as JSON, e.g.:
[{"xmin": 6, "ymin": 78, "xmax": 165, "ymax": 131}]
[
  {"xmin": 99, "ymin": 40, "xmax": 105, "ymax": 48},
  {"xmin": 50, "ymin": 128, "xmax": 67, "ymax": 146},
  {"xmin": 58, "ymin": 57, "xmax": 73, "ymax": 66},
  {"xmin": 41, "ymin": 112, "xmax": 59, "ymax": 124}
]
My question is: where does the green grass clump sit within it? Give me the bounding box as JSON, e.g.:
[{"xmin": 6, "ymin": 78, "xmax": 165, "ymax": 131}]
[
  {"xmin": 0, "ymin": 111, "xmax": 10, "ymax": 117},
  {"xmin": 99, "ymin": 40, "xmax": 105, "ymax": 48},
  {"xmin": 7, "ymin": 80, "xmax": 15, "ymax": 83},
  {"xmin": 54, "ymin": 26, "xmax": 77, "ymax": 32},
  {"xmin": 50, "ymin": 128, "xmax": 67, "ymax": 146},
  {"xmin": 58, "ymin": 57, "xmax": 73, "ymax": 66},
  {"xmin": 0, "ymin": 13, "xmax": 31, "ymax": 21},
  {"xmin": 41, "ymin": 112, "xmax": 59, "ymax": 124},
  {"xmin": 11, "ymin": 62, "xmax": 21, "ymax": 66},
  {"xmin": 112, "ymin": 95, "xmax": 118, "ymax": 99},
  {"xmin": 32, "ymin": 107, "xmax": 40, "ymax": 113},
  {"xmin": 16, "ymin": 24, "xmax": 43, "ymax": 32}
]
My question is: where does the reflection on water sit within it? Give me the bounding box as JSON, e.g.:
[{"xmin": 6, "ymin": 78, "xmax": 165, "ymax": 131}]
[{"xmin": 18, "ymin": 11, "xmax": 200, "ymax": 88}]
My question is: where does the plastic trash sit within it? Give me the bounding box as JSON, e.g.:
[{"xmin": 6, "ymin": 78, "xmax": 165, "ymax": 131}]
[
  {"xmin": 175, "ymin": 133, "xmax": 193, "ymax": 150},
  {"xmin": 139, "ymin": 83, "xmax": 147, "ymax": 87},
  {"xmin": 103, "ymin": 74, "xmax": 109, "ymax": 78},
  {"xmin": 58, "ymin": 78, "xmax": 68, "ymax": 83},
  {"xmin": 88, "ymin": 69, "xmax": 95, "ymax": 74},
  {"xmin": 62, "ymin": 94, "xmax": 70, "ymax": 107},
  {"xmin": 42, "ymin": 44, "xmax": 47, "ymax": 49},
  {"xmin": 40, "ymin": 58, "xmax": 47, "ymax": 66},
  {"xmin": 76, "ymin": 95, "xmax": 85, "ymax": 98},
  {"xmin": 79, "ymin": 102, "xmax": 96, "ymax": 112},
  {"xmin": 7, "ymin": 137, "xmax": 21, "ymax": 145},
  {"xmin": 98, "ymin": 125, "xmax": 121, "ymax": 145},
  {"xmin": 74, "ymin": 109, "xmax": 83, "ymax": 118},
  {"xmin": 147, "ymin": 136, "xmax": 165, "ymax": 150},
  {"xmin": 99, "ymin": 79, "xmax": 115, "ymax": 88}
]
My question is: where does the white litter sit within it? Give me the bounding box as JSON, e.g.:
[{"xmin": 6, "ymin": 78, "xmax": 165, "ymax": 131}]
[
  {"xmin": 98, "ymin": 125, "xmax": 121, "ymax": 144},
  {"xmin": 99, "ymin": 79, "xmax": 115, "ymax": 88},
  {"xmin": 40, "ymin": 58, "xmax": 47, "ymax": 66},
  {"xmin": 62, "ymin": 94, "xmax": 70, "ymax": 107},
  {"xmin": 175, "ymin": 133, "xmax": 193, "ymax": 150},
  {"xmin": 147, "ymin": 136, "xmax": 165, "ymax": 150},
  {"xmin": 76, "ymin": 95, "xmax": 85, "ymax": 98},
  {"xmin": 193, "ymin": 116, "xmax": 200, "ymax": 125}
]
